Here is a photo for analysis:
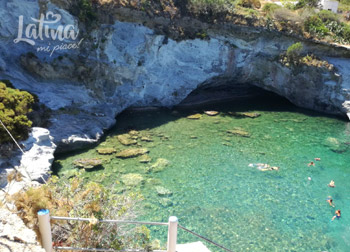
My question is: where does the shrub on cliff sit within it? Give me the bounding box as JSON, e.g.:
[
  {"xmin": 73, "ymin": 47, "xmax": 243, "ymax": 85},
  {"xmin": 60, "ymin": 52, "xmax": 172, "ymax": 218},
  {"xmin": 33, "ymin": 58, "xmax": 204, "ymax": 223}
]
[
  {"xmin": 286, "ymin": 42, "xmax": 303, "ymax": 62},
  {"xmin": 304, "ymin": 15, "xmax": 329, "ymax": 37},
  {"xmin": 262, "ymin": 3, "xmax": 281, "ymax": 13},
  {"xmin": 12, "ymin": 171, "xmax": 155, "ymax": 250},
  {"xmin": 0, "ymin": 81, "xmax": 34, "ymax": 144}
]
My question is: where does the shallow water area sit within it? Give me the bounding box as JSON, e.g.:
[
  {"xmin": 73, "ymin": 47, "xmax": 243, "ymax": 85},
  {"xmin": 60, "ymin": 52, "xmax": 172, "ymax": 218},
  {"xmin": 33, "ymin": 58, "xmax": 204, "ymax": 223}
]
[{"xmin": 54, "ymin": 95, "xmax": 350, "ymax": 251}]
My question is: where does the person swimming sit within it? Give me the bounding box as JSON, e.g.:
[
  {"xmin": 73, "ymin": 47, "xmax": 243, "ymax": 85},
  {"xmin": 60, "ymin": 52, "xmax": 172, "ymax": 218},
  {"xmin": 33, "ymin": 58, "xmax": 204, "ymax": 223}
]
[
  {"xmin": 331, "ymin": 210, "xmax": 341, "ymax": 221},
  {"xmin": 248, "ymin": 163, "xmax": 279, "ymax": 171},
  {"xmin": 326, "ymin": 196, "xmax": 335, "ymax": 207},
  {"xmin": 308, "ymin": 161, "xmax": 315, "ymax": 167},
  {"xmin": 328, "ymin": 180, "xmax": 335, "ymax": 188}
]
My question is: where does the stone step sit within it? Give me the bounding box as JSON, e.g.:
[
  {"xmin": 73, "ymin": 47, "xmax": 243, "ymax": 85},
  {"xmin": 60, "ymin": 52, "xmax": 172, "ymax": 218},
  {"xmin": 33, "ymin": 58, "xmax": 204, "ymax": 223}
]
[{"xmin": 177, "ymin": 241, "xmax": 211, "ymax": 252}]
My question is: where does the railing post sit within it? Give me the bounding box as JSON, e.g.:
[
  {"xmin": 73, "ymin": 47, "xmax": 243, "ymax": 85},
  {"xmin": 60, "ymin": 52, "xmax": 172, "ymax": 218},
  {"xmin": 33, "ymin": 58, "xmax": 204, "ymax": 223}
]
[
  {"xmin": 167, "ymin": 216, "xmax": 178, "ymax": 252},
  {"xmin": 38, "ymin": 209, "xmax": 52, "ymax": 252}
]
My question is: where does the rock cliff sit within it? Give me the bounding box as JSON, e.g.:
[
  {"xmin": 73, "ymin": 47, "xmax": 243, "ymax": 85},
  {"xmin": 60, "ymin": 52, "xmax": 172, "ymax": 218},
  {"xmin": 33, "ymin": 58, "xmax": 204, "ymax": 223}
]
[{"xmin": 0, "ymin": 0, "xmax": 350, "ymax": 154}]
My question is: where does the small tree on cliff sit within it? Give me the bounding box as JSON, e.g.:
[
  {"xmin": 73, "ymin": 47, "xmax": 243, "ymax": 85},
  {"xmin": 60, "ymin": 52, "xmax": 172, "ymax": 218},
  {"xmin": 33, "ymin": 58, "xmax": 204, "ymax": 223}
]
[
  {"xmin": 286, "ymin": 42, "xmax": 303, "ymax": 64},
  {"xmin": 0, "ymin": 81, "xmax": 34, "ymax": 144}
]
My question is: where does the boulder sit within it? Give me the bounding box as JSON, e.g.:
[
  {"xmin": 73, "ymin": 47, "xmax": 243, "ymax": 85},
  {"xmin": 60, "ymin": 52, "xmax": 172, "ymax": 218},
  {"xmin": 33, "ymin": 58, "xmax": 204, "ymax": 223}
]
[{"xmin": 116, "ymin": 148, "xmax": 149, "ymax": 158}]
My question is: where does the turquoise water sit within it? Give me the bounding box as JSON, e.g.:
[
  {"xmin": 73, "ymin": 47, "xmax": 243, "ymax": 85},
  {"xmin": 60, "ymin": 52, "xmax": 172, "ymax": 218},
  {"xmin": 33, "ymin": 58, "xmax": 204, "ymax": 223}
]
[{"xmin": 54, "ymin": 95, "xmax": 350, "ymax": 251}]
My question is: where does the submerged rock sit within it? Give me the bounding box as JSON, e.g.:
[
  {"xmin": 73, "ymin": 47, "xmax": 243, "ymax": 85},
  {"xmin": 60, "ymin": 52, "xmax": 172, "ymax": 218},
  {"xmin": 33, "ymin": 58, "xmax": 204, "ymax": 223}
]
[
  {"xmin": 117, "ymin": 134, "xmax": 137, "ymax": 146},
  {"xmin": 150, "ymin": 158, "xmax": 170, "ymax": 172},
  {"xmin": 116, "ymin": 148, "xmax": 149, "ymax": 158},
  {"xmin": 73, "ymin": 158, "xmax": 103, "ymax": 169},
  {"xmin": 155, "ymin": 186, "xmax": 173, "ymax": 196},
  {"xmin": 229, "ymin": 112, "xmax": 261, "ymax": 118},
  {"xmin": 159, "ymin": 198, "xmax": 173, "ymax": 207},
  {"xmin": 187, "ymin": 114, "xmax": 202, "ymax": 120},
  {"xmin": 121, "ymin": 173, "xmax": 144, "ymax": 186},
  {"xmin": 128, "ymin": 130, "xmax": 139, "ymax": 136},
  {"xmin": 325, "ymin": 137, "xmax": 348, "ymax": 153},
  {"xmin": 97, "ymin": 148, "xmax": 117, "ymax": 155},
  {"xmin": 141, "ymin": 136, "xmax": 153, "ymax": 142},
  {"xmin": 204, "ymin": 111, "xmax": 219, "ymax": 116},
  {"xmin": 139, "ymin": 154, "xmax": 152, "ymax": 163},
  {"xmin": 226, "ymin": 128, "xmax": 251, "ymax": 137}
]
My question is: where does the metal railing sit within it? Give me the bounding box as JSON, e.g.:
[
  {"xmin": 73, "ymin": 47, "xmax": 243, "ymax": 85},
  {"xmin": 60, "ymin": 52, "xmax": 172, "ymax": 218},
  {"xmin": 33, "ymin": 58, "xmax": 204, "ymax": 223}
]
[{"xmin": 38, "ymin": 209, "xmax": 233, "ymax": 252}]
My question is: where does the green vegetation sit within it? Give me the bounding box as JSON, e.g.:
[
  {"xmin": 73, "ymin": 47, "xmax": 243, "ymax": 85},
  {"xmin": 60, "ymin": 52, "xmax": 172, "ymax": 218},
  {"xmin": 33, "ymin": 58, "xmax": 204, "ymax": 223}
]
[
  {"xmin": 304, "ymin": 10, "xmax": 350, "ymax": 42},
  {"xmin": 304, "ymin": 15, "xmax": 330, "ymax": 37},
  {"xmin": 286, "ymin": 42, "xmax": 303, "ymax": 62},
  {"xmin": 13, "ymin": 171, "xmax": 157, "ymax": 250},
  {"xmin": 0, "ymin": 81, "xmax": 34, "ymax": 144},
  {"xmin": 262, "ymin": 3, "xmax": 281, "ymax": 13}
]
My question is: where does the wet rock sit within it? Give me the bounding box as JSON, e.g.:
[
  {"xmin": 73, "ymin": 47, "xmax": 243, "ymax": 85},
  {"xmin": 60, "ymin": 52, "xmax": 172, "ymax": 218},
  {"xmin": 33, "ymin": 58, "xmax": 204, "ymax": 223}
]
[
  {"xmin": 155, "ymin": 186, "xmax": 173, "ymax": 196},
  {"xmin": 150, "ymin": 158, "xmax": 170, "ymax": 172},
  {"xmin": 187, "ymin": 114, "xmax": 202, "ymax": 119},
  {"xmin": 73, "ymin": 158, "xmax": 103, "ymax": 169},
  {"xmin": 226, "ymin": 128, "xmax": 251, "ymax": 137},
  {"xmin": 117, "ymin": 134, "xmax": 137, "ymax": 146},
  {"xmin": 139, "ymin": 154, "xmax": 152, "ymax": 163},
  {"xmin": 204, "ymin": 111, "xmax": 219, "ymax": 116},
  {"xmin": 116, "ymin": 148, "xmax": 149, "ymax": 158},
  {"xmin": 121, "ymin": 173, "xmax": 144, "ymax": 186},
  {"xmin": 97, "ymin": 147, "xmax": 117, "ymax": 155}
]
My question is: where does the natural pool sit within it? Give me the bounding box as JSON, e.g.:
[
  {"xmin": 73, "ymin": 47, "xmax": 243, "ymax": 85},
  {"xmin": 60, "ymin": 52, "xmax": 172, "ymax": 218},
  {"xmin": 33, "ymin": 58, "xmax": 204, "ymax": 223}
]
[{"xmin": 54, "ymin": 95, "xmax": 350, "ymax": 252}]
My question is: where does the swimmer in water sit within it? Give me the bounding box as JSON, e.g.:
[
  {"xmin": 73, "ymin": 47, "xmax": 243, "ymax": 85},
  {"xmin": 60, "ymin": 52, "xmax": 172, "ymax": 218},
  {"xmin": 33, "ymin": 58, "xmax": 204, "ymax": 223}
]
[
  {"xmin": 308, "ymin": 161, "xmax": 315, "ymax": 167},
  {"xmin": 331, "ymin": 210, "xmax": 341, "ymax": 221},
  {"xmin": 326, "ymin": 196, "xmax": 335, "ymax": 207},
  {"xmin": 328, "ymin": 180, "xmax": 335, "ymax": 188},
  {"xmin": 249, "ymin": 163, "xmax": 279, "ymax": 171},
  {"xmin": 314, "ymin": 158, "xmax": 321, "ymax": 161}
]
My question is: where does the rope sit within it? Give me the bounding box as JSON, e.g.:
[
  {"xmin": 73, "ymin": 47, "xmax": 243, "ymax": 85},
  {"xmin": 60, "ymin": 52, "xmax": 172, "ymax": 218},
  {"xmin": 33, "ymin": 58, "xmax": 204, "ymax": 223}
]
[
  {"xmin": 178, "ymin": 224, "xmax": 234, "ymax": 252},
  {"xmin": 0, "ymin": 119, "xmax": 32, "ymax": 181},
  {"xmin": 0, "ymin": 119, "xmax": 25, "ymax": 154}
]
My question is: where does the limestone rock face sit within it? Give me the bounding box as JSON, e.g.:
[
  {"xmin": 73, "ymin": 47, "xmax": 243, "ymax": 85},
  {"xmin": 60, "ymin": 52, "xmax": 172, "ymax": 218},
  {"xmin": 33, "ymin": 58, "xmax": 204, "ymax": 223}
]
[{"xmin": 0, "ymin": 0, "xmax": 350, "ymax": 156}]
